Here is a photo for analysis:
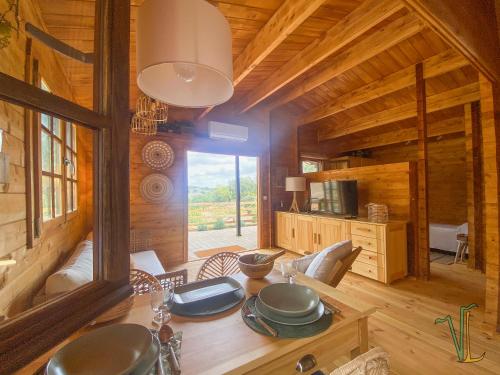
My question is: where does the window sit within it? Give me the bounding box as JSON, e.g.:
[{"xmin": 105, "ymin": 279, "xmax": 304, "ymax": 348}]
[
  {"xmin": 65, "ymin": 122, "xmax": 78, "ymax": 213},
  {"xmin": 39, "ymin": 79, "xmax": 78, "ymax": 222},
  {"xmin": 301, "ymin": 160, "xmax": 322, "ymax": 174}
]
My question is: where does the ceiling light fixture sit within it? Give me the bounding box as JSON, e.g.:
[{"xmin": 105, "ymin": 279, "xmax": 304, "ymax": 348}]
[{"xmin": 136, "ymin": 0, "xmax": 234, "ymax": 108}]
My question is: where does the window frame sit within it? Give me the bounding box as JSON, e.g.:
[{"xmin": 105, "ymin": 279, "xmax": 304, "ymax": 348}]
[
  {"xmin": 301, "ymin": 159, "xmax": 323, "ymax": 174},
  {"xmin": 36, "ymin": 79, "xmax": 79, "ymax": 225},
  {"xmin": 0, "ymin": 1, "xmax": 132, "ymax": 373}
]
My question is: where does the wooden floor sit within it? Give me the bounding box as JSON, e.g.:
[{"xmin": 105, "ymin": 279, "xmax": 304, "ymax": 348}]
[{"xmin": 168, "ymin": 250, "xmax": 500, "ymax": 374}]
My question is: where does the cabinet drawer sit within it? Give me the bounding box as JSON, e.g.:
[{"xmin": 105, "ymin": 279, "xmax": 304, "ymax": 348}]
[
  {"xmin": 245, "ymin": 322, "xmax": 358, "ymax": 375},
  {"xmin": 351, "ymin": 260, "xmax": 385, "ymax": 283},
  {"xmin": 351, "ymin": 222, "xmax": 378, "ymax": 238},
  {"xmin": 351, "ymin": 234, "xmax": 381, "ymax": 253},
  {"xmin": 357, "ymin": 250, "xmax": 383, "ymax": 267}
]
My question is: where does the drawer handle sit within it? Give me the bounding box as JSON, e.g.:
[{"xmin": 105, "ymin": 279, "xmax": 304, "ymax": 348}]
[{"xmin": 296, "ymin": 354, "xmax": 317, "ymax": 373}]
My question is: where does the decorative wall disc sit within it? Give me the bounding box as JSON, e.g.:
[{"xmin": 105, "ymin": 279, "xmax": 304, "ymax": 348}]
[
  {"xmin": 142, "ymin": 140, "xmax": 175, "ymax": 170},
  {"xmin": 140, "ymin": 174, "xmax": 174, "ymax": 203}
]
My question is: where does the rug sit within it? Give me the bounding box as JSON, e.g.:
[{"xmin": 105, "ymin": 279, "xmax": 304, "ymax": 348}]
[{"xmin": 194, "ymin": 245, "xmax": 247, "ymax": 258}]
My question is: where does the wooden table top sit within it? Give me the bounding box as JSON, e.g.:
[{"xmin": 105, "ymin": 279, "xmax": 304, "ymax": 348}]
[
  {"xmin": 17, "ymin": 271, "xmax": 375, "ymax": 375},
  {"xmin": 121, "ymin": 271, "xmax": 375, "ymax": 375}
]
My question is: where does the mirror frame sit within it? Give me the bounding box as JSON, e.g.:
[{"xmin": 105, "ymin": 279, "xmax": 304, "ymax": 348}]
[{"xmin": 0, "ymin": 0, "xmax": 131, "ymax": 373}]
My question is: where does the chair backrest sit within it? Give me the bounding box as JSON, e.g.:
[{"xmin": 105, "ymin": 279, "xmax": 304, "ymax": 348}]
[
  {"xmin": 330, "ymin": 346, "xmax": 389, "ymax": 375},
  {"xmin": 130, "ymin": 269, "xmax": 161, "ymax": 295},
  {"xmin": 156, "ymin": 269, "xmax": 188, "ymax": 289},
  {"xmin": 196, "ymin": 252, "xmax": 240, "ymax": 280},
  {"xmin": 329, "ymin": 246, "xmax": 362, "ymax": 288}
]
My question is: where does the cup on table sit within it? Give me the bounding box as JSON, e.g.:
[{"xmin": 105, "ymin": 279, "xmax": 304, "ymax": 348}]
[
  {"xmin": 150, "ymin": 282, "xmax": 175, "ymax": 325},
  {"xmin": 280, "ymin": 261, "xmax": 297, "ymax": 284}
]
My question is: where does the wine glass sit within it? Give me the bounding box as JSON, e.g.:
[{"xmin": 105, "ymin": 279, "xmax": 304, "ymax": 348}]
[
  {"xmin": 151, "ymin": 288, "xmax": 166, "ymax": 325},
  {"xmin": 160, "ymin": 281, "xmax": 175, "ymax": 324},
  {"xmin": 280, "ymin": 261, "xmax": 297, "ymax": 284}
]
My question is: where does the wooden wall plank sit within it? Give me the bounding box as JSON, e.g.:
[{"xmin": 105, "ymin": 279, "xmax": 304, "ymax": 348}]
[
  {"xmin": 479, "ymin": 74, "xmax": 500, "ymax": 333},
  {"xmin": 464, "ymin": 101, "xmax": 484, "ymax": 271}
]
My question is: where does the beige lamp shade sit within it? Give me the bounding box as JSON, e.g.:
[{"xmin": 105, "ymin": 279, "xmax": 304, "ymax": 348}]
[
  {"xmin": 137, "ymin": 0, "xmax": 234, "ymax": 108},
  {"xmin": 286, "ymin": 177, "xmax": 306, "ymax": 192}
]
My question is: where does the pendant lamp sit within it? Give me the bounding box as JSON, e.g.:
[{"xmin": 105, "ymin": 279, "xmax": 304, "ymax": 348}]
[{"xmin": 137, "ymin": 0, "xmax": 234, "ymax": 108}]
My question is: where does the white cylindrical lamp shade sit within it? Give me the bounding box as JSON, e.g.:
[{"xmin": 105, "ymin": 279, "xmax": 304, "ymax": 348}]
[
  {"xmin": 286, "ymin": 177, "xmax": 306, "ymax": 192},
  {"xmin": 137, "ymin": 0, "xmax": 234, "ymax": 108}
]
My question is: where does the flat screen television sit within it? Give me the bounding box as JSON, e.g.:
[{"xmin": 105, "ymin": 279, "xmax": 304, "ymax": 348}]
[{"xmin": 310, "ymin": 180, "xmax": 358, "ymax": 217}]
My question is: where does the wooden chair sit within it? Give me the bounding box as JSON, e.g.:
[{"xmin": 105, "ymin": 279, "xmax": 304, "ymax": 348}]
[
  {"xmin": 330, "ymin": 346, "xmax": 389, "ymax": 375},
  {"xmin": 130, "ymin": 269, "xmax": 162, "ymax": 295},
  {"xmin": 329, "ymin": 247, "xmax": 362, "ymax": 287},
  {"xmin": 196, "ymin": 252, "xmax": 240, "ymax": 280},
  {"xmin": 293, "ymin": 246, "xmax": 362, "ymax": 288},
  {"xmin": 157, "ymin": 269, "xmax": 188, "ymax": 289}
]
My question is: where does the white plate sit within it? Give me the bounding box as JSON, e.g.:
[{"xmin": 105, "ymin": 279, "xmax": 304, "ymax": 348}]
[
  {"xmin": 46, "ymin": 324, "xmax": 159, "ymax": 375},
  {"xmin": 255, "ymin": 298, "xmax": 325, "ymax": 326}
]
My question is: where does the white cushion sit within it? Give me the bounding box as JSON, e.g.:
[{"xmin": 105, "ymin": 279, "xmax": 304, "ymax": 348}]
[
  {"xmin": 305, "ymin": 240, "xmax": 352, "ymax": 283},
  {"xmin": 45, "ymin": 240, "xmax": 94, "ymax": 297},
  {"xmin": 130, "ymin": 250, "xmax": 165, "ymax": 276}
]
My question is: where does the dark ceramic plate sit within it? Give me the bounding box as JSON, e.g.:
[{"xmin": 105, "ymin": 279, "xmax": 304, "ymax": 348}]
[{"xmin": 171, "ymin": 277, "xmax": 245, "ymax": 317}]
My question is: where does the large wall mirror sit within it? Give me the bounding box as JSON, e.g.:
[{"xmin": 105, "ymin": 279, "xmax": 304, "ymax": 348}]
[{"xmin": 0, "ymin": 0, "xmax": 130, "ymax": 373}]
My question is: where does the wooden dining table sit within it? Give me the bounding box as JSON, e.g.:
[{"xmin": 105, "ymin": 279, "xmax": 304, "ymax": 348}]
[{"xmin": 18, "ymin": 271, "xmax": 375, "ymax": 375}]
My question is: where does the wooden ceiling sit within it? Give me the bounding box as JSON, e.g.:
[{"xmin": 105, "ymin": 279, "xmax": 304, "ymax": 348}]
[{"xmin": 37, "ymin": 0, "xmax": 478, "ymax": 145}]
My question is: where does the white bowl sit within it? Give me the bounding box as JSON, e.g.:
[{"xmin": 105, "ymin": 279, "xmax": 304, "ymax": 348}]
[
  {"xmin": 46, "ymin": 324, "xmax": 158, "ymax": 375},
  {"xmin": 258, "ymin": 283, "xmax": 320, "ymax": 318}
]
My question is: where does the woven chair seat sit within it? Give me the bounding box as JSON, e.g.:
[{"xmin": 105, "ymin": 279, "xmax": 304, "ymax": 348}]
[{"xmin": 196, "ymin": 252, "xmax": 241, "ymax": 280}]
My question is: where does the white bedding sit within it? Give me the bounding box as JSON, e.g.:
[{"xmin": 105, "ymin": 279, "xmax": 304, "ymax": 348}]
[{"xmin": 429, "ymin": 223, "xmax": 468, "ymax": 253}]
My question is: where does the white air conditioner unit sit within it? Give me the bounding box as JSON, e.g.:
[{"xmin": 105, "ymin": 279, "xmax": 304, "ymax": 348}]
[{"xmin": 208, "ymin": 121, "xmax": 248, "ymax": 142}]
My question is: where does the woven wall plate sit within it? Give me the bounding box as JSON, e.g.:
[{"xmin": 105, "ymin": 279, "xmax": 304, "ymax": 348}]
[
  {"xmin": 142, "ymin": 140, "xmax": 174, "ymax": 170},
  {"xmin": 140, "ymin": 174, "xmax": 174, "ymax": 203}
]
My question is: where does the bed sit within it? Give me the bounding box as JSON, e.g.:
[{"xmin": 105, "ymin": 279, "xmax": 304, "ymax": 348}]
[{"xmin": 429, "ymin": 223, "xmax": 468, "ymax": 253}]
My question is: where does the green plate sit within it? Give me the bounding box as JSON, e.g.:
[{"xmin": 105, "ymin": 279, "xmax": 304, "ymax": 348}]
[
  {"xmin": 255, "ymin": 297, "xmax": 325, "ymax": 326},
  {"xmin": 242, "ymin": 296, "xmax": 333, "ymax": 338}
]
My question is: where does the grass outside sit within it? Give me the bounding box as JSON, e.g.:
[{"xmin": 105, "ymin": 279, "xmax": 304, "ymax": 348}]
[{"xmin": 188, "ymin": 201, "xmax": 257, "ymax": 232}]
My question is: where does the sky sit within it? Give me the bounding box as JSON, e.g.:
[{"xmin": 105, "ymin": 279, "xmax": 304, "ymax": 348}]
[{"xmin": 187, "ymin": 151, "xmax": 257, "ymax": 188}]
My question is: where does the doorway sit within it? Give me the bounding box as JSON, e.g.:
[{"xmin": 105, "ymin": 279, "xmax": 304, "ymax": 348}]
[{"xmin": 187, "ymin": 151, "xmax": 258, "ymax": 260}]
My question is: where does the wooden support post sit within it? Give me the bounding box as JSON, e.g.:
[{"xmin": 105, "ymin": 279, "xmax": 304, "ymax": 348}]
[
  {"xmin": 464, "ymin": 102, "xmax": 483, "ymax": 271},
  {"xmin": 236, "ymin": 156, "xmax": 242, "ymax": 237},
  {"xmin": 416, "ymin": 63, "xmax": 430, "ymax": 279},
  {"xmin": 479, "ymin": 74, "xmax": 500, "ymax": 333}
]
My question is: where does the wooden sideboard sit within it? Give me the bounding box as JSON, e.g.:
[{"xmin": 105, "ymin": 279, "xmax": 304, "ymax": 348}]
[{"xmin": 275, "ymin": 212, "xmax": 407, "ymax": 284}]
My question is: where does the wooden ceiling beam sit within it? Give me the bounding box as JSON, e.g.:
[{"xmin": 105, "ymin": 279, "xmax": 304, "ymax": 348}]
[
  {"xmin": 197, "ymin": 0, "xmax": 327, "ymax": 119},
  {"xmin": 235, "ymin": 0, "xmax": 406, "ymax": 113},
  {"xmin": 319, "ymin": 82, "xmax": 479, "ymax": 140},
  {"xmin": 329, "ymin": 116, "xmax": 465, "ymax": 155},
  {"xmin": 265, "ymin": 13, "xmax": 425, "ymax": 111},
  {"xmin": 297, "ymin": 49, "xmax": 469, "ymax": 125}
]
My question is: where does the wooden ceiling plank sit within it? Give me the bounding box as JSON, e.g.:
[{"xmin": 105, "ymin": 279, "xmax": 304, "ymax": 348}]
[
  {"xmin": 198, "ymin": 0, "xmax": 327, "ymax": 119},
  {"xmin": 235, "ymin": 0, "xmax": 406, "ymax": 113},
  {"xmin": 265, "ymin": 13, "xmax": 425, "ymax": 111},
  {"xmin": 319, "ymin": 82, "xmax": 479, "ymax": 140},
  {"xmin": 298, "ymin": 49, "xmax": 469, "ymax": 125},
  {"xmin": 331, "ymin": 116, "xmax": 464, "ymax": 154}
]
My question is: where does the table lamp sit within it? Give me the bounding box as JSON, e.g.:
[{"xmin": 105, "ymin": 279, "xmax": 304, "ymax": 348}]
[{"xmin": 286, "ymin": 177, "xmax": 306, "ymax": 213}]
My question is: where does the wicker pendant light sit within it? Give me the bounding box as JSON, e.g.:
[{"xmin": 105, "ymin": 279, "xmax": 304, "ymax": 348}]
[
  {"xmin": 136, "ymin": 94, "xmax": 169, "ymax": 123},
  {"xmin": 131, "ymin": 114, "xmax": 157, "ymax": 136}
]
